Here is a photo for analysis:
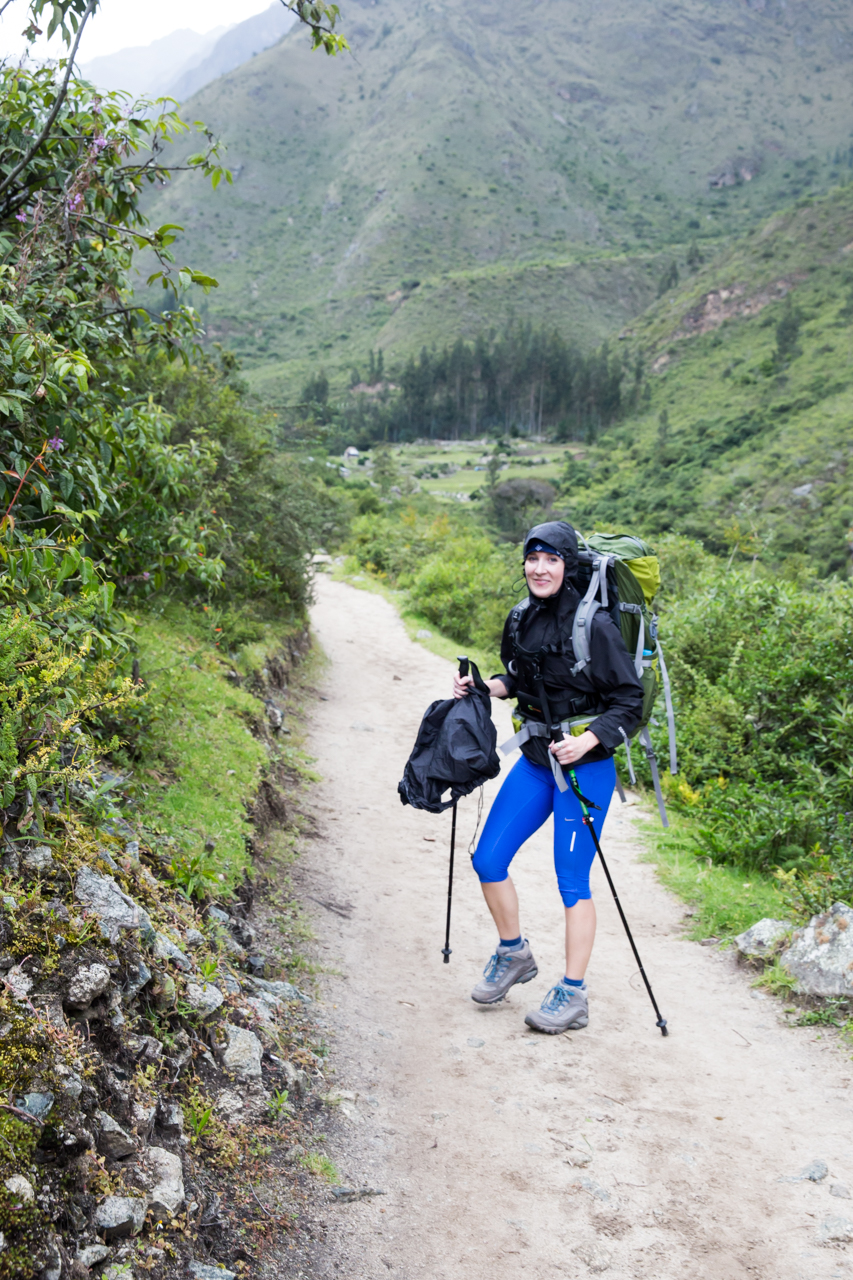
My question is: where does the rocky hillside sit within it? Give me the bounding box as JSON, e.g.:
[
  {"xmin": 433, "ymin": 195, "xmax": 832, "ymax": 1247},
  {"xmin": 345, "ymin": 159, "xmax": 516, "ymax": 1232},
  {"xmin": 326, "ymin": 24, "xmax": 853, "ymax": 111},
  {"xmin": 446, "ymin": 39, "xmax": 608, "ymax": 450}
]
[
  {"xmin": 0, "ymin": 627, "xmax": 339, "ymax": 1280},
  {"xmin": 135, "ymin": 0, "xmax": 853, "ymax": 399},
  {"xmin": 562, "ymin": 181, "xmax": 853, "ymax": 576}
]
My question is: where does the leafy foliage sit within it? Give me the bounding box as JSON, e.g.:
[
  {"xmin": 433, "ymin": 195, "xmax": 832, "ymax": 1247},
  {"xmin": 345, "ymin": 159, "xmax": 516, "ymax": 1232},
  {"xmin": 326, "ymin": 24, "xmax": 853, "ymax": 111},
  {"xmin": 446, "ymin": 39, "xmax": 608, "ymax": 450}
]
[{"xmin": 0, "ymin": 0, "xmax": 349, "ymax": 818}]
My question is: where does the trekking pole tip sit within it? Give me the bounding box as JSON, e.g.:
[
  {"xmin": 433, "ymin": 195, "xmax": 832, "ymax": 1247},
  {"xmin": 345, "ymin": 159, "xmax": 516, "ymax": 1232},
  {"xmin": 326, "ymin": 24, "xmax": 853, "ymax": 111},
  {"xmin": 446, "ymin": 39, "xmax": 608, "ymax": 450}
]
[
  {"xmin": 657, "ymin": 1018, "xmax": 668, "ymax": 1037},
  {"xmin": 441, "ymin": 947, "xmax": 452, "ymax": 964}
]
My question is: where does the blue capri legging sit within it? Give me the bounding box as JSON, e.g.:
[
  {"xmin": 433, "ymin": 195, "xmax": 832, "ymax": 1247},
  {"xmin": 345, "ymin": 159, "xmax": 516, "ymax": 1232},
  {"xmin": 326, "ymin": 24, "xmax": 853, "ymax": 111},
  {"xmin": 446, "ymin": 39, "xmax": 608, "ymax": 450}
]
[{"xmin": 472, "ymin": 754, "xmax": 616, "ymax": 908}]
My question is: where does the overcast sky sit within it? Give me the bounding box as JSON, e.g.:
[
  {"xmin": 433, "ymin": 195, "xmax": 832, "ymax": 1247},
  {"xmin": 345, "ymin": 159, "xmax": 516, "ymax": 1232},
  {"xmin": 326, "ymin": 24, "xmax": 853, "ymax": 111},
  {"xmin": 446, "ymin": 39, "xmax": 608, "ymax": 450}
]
[{"xmin": 0, "ymin": 0, "xmax": 274, "ymax": 61}]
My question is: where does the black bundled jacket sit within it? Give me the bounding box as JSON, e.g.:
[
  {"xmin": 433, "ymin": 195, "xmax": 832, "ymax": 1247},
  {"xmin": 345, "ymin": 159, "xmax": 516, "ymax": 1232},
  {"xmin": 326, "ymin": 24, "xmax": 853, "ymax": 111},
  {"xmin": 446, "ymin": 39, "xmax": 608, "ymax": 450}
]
[
  {"xmin": 398, "ymin": 661, "xmax": 501, "ymax": 813},
  {"xmin": 496, "ymin": 520, "xmax": 643, "ymax": 769}
]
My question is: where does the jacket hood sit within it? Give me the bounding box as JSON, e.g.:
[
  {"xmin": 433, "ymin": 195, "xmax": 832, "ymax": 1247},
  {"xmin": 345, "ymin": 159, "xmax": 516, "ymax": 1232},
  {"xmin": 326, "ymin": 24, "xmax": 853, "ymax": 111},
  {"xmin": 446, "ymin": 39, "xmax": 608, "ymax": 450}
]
[{"xmin": 522, "ymin": 520, "xmax": 579, "ymax": 579}]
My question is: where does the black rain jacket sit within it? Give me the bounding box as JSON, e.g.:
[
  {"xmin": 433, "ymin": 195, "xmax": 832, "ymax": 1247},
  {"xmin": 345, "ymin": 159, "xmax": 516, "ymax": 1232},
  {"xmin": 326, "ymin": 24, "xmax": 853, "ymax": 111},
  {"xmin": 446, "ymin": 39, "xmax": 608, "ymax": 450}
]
[
  {"xmin": 398, "ymin": 662, "xmax": 501, "ymax": 813},
  {"xmin": 497, "ymin": 520, "xmax": 644, "ymax": 769}
]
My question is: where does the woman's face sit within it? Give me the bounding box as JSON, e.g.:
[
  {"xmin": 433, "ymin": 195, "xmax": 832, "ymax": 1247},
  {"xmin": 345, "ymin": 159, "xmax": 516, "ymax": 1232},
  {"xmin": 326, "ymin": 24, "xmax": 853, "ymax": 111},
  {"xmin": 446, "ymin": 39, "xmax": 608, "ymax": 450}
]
[{"xmin": 524, "ymin": 550, "xmax": 565, "ymax": 598}]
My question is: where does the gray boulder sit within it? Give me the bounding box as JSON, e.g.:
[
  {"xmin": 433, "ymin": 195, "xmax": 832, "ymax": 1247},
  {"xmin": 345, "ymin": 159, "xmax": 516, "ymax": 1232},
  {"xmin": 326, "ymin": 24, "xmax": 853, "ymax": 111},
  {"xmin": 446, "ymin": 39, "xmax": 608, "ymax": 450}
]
[
  {"xmin": 22, "ymin": 845, "xmax": 53, "ymax": 873},
  {"xmin": 131, "ymin": 1100, "xmax": 157, "ymax": 1139},
  {"xmin": 66, "ymin": 962, "xmax": 111, "ymax": 1009},
  {"xmin": 4, "ymin": 1174, "xmax": 34, "ymax": 1202},
  {"xmin": 735, "ymin": 918, "xmax": 790, "ymax": 959},
  {"xmin": 75, "ymin": 1244, "xmax": 111, "ymax": 1267},
  {"xmin": 146, "ymin": 1146, "xmax": 185, "ymax": 1221},
  {"xmin": 123, "ymin": 958, "xmax": 152, "ymax": 1002},
  {"xmin": 185, "ymin": 981, "xmax": 224, "ymax": 1019},
  {"xmin": 36, "ymin": 1233, "xmax": 61, "ymax": 1280},
  {"xmin": 93, "ymin": 1195, "xmax": 147, "ymax": 1239},
  {"xmin": 75, "ymin": 867, "xmax": 154, "ymax": 944},
  {"xmin": 781, "ymin": 903, "xmax": 853, "ymax": 996},
  {"xmin": 152, "ymin": 931, "xmax": 192, "ymax": 972},
  {"xmin": 282, "ymin": 1059, "xmax": 311, "ymax": 1100},
  {"xmin": 16, "ymin": 1092, "xmax": 54, "ymax": 1121},
  {"xmin": 96, "ymin": 1111, "xmax": 136, "ymax": 1160},
  {"xmin": 157, "ymin": 1100, "xmax": 184, "ymax": 1137},
  {"xmin": 249, "ymin": 976, "xmax": 312, "ymax": 1004},
  {"xmin": 189, "ymin": 1265, "xmax": 237, "ymax": 1280},
  {"xmin": 5, "ymin": 964, "xmax": 32, "ymax": 1001},
  {"xmin": 217, "ymin": 1023, "xmax": 263, "ymax": 1079}
]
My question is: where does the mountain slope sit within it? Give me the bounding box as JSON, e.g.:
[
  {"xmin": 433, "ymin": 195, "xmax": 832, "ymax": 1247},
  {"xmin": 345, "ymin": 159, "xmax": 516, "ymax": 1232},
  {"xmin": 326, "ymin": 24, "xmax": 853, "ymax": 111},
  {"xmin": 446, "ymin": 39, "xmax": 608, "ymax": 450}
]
[
  {"xmin": 169, "ymin": 4, "xmax": 296, "ymax": 101},
  {"xmin": 564, "ymin": 182, "xmax": 853, "ymax": 577},
  {"xmin": 80, "ymin": 26, "xmax": 228, "ymax": 99},
  {"xmin": 139, "ymin": 0, "xmax": 853, "ymax": 401}
]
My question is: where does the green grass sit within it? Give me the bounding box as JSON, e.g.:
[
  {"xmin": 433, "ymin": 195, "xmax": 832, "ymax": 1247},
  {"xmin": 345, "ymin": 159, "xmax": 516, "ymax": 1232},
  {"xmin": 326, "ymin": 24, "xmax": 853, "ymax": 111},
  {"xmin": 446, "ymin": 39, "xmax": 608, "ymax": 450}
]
[
  {"xmin": 639, "ymin": 810, "xmax": 790, "ymax": 941},
  {"xmin": 136, "ymin": 0, "xmax": 853, "ymax": 399},
  {"xmin": 752, "ymin": 960, "xmax": 799, "ymax": 995},
  {"xmin": 131, "ymin": 605, "xmax": 287, "ymax": 895},
  {"xmin": 299, "ymin": 1151, "xmax": 340, "ymax": 1183},
  {"xmin": 345, "ymin": 440, "xmax": 575, "ymax": 503}
]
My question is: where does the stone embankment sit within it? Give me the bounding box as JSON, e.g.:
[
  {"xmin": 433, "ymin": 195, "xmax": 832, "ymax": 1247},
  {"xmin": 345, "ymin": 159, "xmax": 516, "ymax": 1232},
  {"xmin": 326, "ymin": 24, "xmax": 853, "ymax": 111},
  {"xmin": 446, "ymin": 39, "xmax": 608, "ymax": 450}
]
[{"xmin": 0, "ymin": 633, "xmax": 332, "ymax": 1280}]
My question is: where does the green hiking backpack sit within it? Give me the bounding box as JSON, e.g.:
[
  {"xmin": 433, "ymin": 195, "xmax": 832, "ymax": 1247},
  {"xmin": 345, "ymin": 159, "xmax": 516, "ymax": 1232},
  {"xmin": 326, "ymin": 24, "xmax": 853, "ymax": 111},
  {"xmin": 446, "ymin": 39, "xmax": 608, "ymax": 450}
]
[{"xmin": 572, "ymin": 532, "xmax": 676, "ymax": 825}]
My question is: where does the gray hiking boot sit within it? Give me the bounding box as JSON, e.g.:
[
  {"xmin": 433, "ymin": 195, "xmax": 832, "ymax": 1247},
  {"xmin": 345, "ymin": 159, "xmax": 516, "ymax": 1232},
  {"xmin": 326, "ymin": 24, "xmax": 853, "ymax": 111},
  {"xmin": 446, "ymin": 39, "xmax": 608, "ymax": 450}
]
[
  {"xmin": 524, "ymin": 981, "xmax": 589, "ymax": 1034},
  {"xmin": 471, "ymin": 940, "xmax": 538, "ymax": 1005}
]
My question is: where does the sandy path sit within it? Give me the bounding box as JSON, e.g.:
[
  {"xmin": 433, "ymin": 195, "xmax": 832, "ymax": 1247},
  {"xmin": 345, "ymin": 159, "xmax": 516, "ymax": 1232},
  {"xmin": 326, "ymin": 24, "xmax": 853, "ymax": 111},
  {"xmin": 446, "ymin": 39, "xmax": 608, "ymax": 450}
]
[{"xmin": 299, "ymin": 576, "xmax": 853, "ymax": 1280}]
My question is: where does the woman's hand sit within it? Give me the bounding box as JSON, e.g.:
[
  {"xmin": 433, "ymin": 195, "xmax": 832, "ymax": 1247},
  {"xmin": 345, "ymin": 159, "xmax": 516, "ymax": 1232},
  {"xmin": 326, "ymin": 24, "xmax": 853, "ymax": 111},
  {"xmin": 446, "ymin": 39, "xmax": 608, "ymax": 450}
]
[
  {"xmin": 453, "ymin": 675, "xmax": 510, "ymax": 699},
  {"xmin": 550, "ymin": 730, "xmax": 600, "ymax": 766},
  {"xmin": 453, "ymin": 673, "xmax": 474, "ymax": 699}
]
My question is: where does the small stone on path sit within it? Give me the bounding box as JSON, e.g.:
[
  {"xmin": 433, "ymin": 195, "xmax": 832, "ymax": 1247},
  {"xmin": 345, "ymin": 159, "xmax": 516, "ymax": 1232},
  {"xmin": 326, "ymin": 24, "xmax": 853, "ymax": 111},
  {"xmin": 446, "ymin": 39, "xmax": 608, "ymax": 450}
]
[
  {"xmin": 780, "ymin": 1159, "xmax": 828, "ymax": 1183},
  {"xmin": 818, "ymin": 1216, "xmax": 853, "ymax": 1245}
]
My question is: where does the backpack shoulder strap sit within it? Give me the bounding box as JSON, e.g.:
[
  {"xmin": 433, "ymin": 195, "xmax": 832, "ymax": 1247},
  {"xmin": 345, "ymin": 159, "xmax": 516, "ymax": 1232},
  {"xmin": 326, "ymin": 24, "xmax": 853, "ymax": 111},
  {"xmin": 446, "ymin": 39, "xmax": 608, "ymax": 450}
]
[
  {"xmin": 507, "ymin": 598, "xmax": 530, "ymax": 650},
  {"xmin": 571, "ymin": 555, "xmax": 611, "ymax": 675}
]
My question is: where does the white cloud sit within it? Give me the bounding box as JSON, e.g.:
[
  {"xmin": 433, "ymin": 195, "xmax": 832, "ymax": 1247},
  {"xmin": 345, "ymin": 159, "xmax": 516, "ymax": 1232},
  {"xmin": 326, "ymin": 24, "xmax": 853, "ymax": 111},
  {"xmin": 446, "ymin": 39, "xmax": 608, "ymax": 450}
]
[{"xmin": 0, "ymin": 0, "xmax": 275, "ymax": 62}]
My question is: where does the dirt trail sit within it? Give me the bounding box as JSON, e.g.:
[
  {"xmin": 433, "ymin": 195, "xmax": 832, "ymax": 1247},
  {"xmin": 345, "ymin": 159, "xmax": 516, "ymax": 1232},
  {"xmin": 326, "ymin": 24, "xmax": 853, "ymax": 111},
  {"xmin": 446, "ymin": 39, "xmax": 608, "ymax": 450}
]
[{"xmin": 299, "ymin": 576, "xmax": 853, "ymax": 1280}]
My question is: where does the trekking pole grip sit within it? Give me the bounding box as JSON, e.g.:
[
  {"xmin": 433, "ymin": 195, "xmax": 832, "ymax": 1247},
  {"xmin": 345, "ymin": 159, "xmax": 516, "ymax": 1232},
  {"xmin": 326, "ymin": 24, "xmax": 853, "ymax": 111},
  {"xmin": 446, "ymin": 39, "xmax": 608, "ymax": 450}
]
[{"xmin": 457, "ymin": 655, "xmax": 469, "ymax": 678}]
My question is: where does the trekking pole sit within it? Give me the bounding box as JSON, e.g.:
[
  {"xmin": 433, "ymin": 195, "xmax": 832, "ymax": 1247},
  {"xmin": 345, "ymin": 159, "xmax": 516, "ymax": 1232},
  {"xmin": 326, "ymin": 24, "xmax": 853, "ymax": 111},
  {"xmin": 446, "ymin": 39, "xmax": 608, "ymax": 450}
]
[
  {"xmin": 441, "ymin": 799, "xmax": 457, "ymax": 964},
  {"xmin": 567, "ymin": 767, "xmax": 668, "ymax": 1036},
  {"xmin": 440, "ymin": 654, "xmax": 471, "ymax": 964}
]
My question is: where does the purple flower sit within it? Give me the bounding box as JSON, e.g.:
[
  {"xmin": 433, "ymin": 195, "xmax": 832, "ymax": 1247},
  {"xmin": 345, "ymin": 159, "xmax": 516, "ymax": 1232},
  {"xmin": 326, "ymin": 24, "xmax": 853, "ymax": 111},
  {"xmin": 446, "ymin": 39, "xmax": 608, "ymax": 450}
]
[
  {"xmin": 66, "ymin": 192, "xmax": 84, "ymax": 214},
  {"xmin": 47, "ymin": 436, "xmax": 64, "ymax": 452},
  {"xmin": 142, "ymin": 572, "xmax": 150, "ymax": 580},
  {"xmin": 91, "ymin": 134, "xmax": 108, "ymax": 153},
  {"xmin": 15, "ymin": 211, "xmax": 26, "ymax": 223}
]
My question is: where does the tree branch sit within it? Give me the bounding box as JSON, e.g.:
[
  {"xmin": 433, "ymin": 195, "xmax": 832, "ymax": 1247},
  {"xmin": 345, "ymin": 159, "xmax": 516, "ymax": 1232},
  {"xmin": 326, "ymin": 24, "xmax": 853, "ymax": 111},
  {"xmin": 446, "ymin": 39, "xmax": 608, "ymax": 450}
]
[{"xmin": 0, "ymin": 0, "xmax": 96, "ymax": 201}]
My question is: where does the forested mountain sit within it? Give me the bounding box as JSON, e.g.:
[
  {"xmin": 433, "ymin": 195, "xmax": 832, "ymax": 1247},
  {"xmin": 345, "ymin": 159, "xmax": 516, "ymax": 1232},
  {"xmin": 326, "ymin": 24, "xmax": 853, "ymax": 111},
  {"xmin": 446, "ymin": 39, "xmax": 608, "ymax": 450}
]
[{"xmin": 137, "ymin": 0, "xmax": 853, "ymax": 401}]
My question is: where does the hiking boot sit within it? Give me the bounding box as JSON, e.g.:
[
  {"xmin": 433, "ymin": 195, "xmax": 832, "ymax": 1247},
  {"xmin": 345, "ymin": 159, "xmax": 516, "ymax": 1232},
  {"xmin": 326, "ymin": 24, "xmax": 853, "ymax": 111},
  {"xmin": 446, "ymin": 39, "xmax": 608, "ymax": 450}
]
[
  {"xmin": 471, "ymin": 940, "xmax": 538, "ymax": 1004},
  {"xmin": 524, "ymin": 981, "xmax": 589, "ymax": 1034}
]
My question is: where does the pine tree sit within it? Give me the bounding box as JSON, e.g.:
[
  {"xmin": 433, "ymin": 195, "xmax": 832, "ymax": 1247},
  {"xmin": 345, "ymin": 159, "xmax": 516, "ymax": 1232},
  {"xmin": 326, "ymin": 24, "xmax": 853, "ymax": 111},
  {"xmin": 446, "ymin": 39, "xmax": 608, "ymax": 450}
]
[{"xmin": 686, "ymin": 239, "xmax": 703, "ymax": 272}]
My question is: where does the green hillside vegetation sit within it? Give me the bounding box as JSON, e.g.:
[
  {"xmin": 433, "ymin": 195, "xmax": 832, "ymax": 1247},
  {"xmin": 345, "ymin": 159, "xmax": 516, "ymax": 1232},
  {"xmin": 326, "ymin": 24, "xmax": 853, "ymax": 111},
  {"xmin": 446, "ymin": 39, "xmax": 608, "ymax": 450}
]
[
  {"xmin": 563, "ymin": 183, "xmax": 853, "ymax": 577},
  {"xmin": 137, "ymin": 0, "xmax": 853, "ymax": 400}
]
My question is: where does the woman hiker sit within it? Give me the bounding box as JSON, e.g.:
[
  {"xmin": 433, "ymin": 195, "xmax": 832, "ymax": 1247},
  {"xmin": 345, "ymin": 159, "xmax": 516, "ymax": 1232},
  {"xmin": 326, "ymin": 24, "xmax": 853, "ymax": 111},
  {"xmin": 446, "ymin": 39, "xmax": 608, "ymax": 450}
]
[{"xmin": 452, "ymin": 520, "xmax": 644, "ymax": 1034}]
